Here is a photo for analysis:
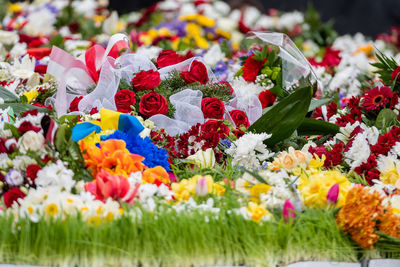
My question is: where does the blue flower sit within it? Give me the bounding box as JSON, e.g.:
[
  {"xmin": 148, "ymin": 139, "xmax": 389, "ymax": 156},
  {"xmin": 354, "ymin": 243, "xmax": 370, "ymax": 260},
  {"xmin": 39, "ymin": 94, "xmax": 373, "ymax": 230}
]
[{"xmin": 101, "ymin": 130, "xmax": 170, "ymax": 171}]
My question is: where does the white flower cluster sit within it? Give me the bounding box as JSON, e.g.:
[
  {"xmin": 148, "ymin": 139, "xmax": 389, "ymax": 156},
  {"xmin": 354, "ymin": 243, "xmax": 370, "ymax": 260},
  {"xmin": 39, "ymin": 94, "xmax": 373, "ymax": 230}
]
[
  {"xmin": 226, "ymin": 132, "xmax": 274, "ymax": 168},
  {"xmin": 9, "ymin": 187, "xmax": 122, "ymax": 223}
]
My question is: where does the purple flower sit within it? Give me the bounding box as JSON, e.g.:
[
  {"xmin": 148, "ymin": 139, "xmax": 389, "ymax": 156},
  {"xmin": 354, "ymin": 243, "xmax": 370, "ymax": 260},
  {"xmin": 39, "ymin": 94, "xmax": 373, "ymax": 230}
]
[{"xmin": 5, "ymin": 169, "xmax": 24, "ymax": 186}]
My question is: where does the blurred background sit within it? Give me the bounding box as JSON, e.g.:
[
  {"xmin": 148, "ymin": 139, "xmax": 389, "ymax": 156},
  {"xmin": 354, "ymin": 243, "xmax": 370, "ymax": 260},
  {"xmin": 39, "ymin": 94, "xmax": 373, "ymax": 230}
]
[{"xmin": 108, "ymin": 0, "xmax": 400, "ymax": 37}]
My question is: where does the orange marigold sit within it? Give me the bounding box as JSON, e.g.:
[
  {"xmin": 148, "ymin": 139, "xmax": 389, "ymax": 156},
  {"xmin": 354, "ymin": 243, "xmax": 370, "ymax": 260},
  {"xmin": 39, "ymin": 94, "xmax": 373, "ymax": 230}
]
[
  {"xmin": 378, "ymin": 208, "xmax": 400, "ymax": 239},
  {"xmin": 336, "ymin": 185, "xmax": 382, "ymax": 249}
]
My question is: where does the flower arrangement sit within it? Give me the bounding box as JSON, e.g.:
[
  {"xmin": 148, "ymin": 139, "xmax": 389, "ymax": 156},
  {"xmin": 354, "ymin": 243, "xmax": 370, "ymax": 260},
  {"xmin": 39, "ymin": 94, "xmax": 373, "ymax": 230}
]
[{"xmin": 0, "ymin": 0, "xmax": 400, "ymax": 266}]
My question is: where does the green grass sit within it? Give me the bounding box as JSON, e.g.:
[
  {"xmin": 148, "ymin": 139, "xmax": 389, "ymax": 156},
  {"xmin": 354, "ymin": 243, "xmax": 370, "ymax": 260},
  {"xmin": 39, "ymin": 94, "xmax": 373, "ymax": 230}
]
[{"xmin": 0, "ymin": 207, "xmax": 367, "ymax": 267}]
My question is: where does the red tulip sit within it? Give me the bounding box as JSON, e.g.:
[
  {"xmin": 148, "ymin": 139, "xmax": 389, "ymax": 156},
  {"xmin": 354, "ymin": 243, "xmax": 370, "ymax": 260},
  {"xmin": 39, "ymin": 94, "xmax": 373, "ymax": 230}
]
[
  {"xmin": 283, "ymin": 200, "xmax": 296, "ymax": 222},
  {"xmin": 327, "ymin": 184, "xmax": 340, "ymax": 205}
]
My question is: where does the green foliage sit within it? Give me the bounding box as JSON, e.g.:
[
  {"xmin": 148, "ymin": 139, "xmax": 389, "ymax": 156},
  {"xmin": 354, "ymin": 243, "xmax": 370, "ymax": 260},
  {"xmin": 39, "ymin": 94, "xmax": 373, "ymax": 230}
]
[
  {"xmin": 372, "ymin": 50, "xmax": 400, "ymax": 91},
  {"xmin": 297, "ymin": 118, "xmax": 340, "ymax": 136},
  {"xmin": 308, "ymin": 98, "xmax": 334, "ymax": 112},
  {"xmin": 53, "ymin": 118, "xmax": 93, "ymax": 182},
  {"xmin": 249, "ymin": 86, "xmax": 312, "ymax": 147},
  {"xmin": 375, "ymin": 109, "xmax": 399, "ymax": 130},
  {"xmin": 0, "ymin": 103, "xmax": 51, "ymax": 115},
  {"xmin": 0, "ymin": 86, "xmax": 19, "ymax": 102},
  {"xmin": 48, "ymin": 34, "xmax": 65, "ymax": 50},
  {"xmin": 0, "ymin": 208, "xmax": 361, "ymax": 267},
  {"xmin": 302, "ymin": 5, "xmax": 338, "ymax": 46}
]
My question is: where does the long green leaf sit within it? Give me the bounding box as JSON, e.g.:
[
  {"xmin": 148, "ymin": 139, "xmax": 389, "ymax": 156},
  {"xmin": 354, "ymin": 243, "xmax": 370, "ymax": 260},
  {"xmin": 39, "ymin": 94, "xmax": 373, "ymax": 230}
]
[
  {"xmin": 0, "ymin": 103, "xmax": 51, "ymax": 115},
  {"xmin": 0, "ymin": 86, "xmax": 19, "ymax": 102},
  {"xmin": 248, "ymin": 86, "xmax": 312, "ymax": 146},
  {"xmin": 297, "ymin": 118, "xmax": 339, "ymax": 136},
  {"xmin": 308, "ymin": 98, "xmax": 332, "ymax": 112}
]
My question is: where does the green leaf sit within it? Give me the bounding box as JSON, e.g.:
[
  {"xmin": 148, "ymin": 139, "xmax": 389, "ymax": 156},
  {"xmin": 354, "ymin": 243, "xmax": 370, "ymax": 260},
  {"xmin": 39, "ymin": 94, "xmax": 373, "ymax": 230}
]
[
  {"xmin": 0, "ymin": 103, "xmax": 51, "ymax": 115},
  {"xmin": 375, "ymin": 109, "xmax": 398, "ymax": 130},
  {"xmin": 55, "ymin": 125, "xmax": 68, "ymax": 152},
  {"xmin": 248, "ymin": 86, "xmax": 312, "ymax": 146},
  {"xmin": 49, "ymin": 34, "xmax": 65, "ymax": 49},
  {"xmin": 0, "ymin": 86, "xmax": 19, "ymax": 102},
  {"xmin": 4, "ymin": 123, "xmax": 21, "ymax": 138},
  {"xmin": 297, "ymin": 118, "xmax": 339, "ymax": 136},
  {"xmin": 308, "ymin": 98, "xmax": 333, "ymax": 112}
]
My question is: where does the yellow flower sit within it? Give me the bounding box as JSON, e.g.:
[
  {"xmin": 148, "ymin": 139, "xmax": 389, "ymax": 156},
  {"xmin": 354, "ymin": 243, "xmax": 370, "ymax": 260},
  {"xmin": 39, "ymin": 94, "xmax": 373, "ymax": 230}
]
[
  {"xmin": 298, "ymin": 169, "xmax": 351, "ymax": 207},
  {"xmin": 171, "ymin": 174, "xmax": 224, "ymax": 201},
  {"xmin": 249, "ymin": 183, "xmax": 271, "ymax": 203},
  {"xmin": 8, "ymin": 3, "xmax": 22, "ymax": 13},
  {"xmin": 88, "ymin": 216, "xmax": 102, "ymax": 226},
  {"xmin": 45, "ymin": 203, "xmax": 59, "ymax": 217},
  {"xmin": 158, "ymin": 27, "xmax": 171, "ymax": 37},
  {"xmin": 93, "ymin": 15, "xmax": 106, "ymax": 23},
  {"xmin": 23, "ymin": 89, "xmax": 39, "ymax": 103},
  {"xmin": 380, "ymin": 169, "xmax": 399, "ymax": 186},
  {"xmin": 179, "ymin": 14, "xmax": 198, "ymax": 21},
  {"xmin": 196, "ymin": 15, "xmax": 215, "ymax": 27},
  {"xmin": 248, "ymin": 202, "xmax": 271, "ymax": 223},
  {"xmin": 216, "ymin": 28, "xmax": 231, "ymax": 39},
  {"xmin": 309, "ymin": 154, "xmax": 326, "ymax": 169},
  {"xmin": 186, "ymin": 23, "xmax": 202, "ymax": 37}
]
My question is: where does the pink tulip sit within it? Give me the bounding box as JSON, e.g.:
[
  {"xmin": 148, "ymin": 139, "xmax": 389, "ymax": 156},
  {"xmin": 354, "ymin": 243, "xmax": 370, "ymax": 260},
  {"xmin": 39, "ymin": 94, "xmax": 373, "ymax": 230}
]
[
  {"xmin": 195, "ymin": 177, "xmax": 208, "ymax": 197},
  {"xmin": 85, "ymin": 169, "xmax": 132, "ymax": 202},
  {"xmin": 283, "ymin": 200, "xmax": 296, "ymax": 222},
  {"xmin": 327, "ymin": 184, "xmax": 340, "ymax": 205}
]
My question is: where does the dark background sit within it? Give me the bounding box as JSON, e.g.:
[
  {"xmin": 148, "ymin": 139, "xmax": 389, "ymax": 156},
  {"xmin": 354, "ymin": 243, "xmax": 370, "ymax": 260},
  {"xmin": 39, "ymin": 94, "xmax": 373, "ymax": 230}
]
[{"xmin": 109, "ymin": 0, "xmax": 400, "ymax": 38}]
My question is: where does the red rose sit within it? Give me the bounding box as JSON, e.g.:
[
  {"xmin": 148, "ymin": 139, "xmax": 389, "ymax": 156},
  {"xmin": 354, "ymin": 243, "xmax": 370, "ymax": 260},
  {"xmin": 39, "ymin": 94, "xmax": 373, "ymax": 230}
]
[
  {"xmin": 69, "ymin": 96, "xmax": 83, "ymax": 112},
  {"xmin": 201, "ymin": 120, "xmax": 229, "ymax": 139},
  {"xmin": 391, "ymin": 66, "xmax": 400, "ymax": 81},
  {"xmin": 0, "ymin": 138, "xmax": 7, "ymax": 153},
  {"xmin": 26, "ymin": 164, "xmax": 41, "ymax": 183},
  {"xmin": 181, "ymin": 60, "xmax": 209, "ymax": 85},
  {"xmin": 33, "ymin": 103, "xmax": 52, "ymax": 110},
  {"xmin": 242, "ymin": 55, "xmax": 264, "ymax": 82},
  {"xmin": 157, "ymin": 50, "xmax": 183, "ymax": 68},
  {"xmin": 17, "ymin": 121, "xmax": 41, "ymax": 135},
  {"xmin": 89, "ymin": 107, "xmax": 99, "ymax": 115},
  {"xmin": 229, "ymin": 110, "xmax": 250, "ymax": 128},
  {"xmin": 201, "ymin": 97, "xmax": 225, "ymax": 119},
  {"xmin": 131, "ymin": 70, "xmax": 161, "ymax": 91},
  {"xmin": 114, "ymin": 90, "xmax": 136, "ymax": 113},
  {"xmin": 3, "ymin": 187, "xmax": 26, "ymax": 208},
  {"xmin": 139, "ymin": 92, "xmax": 168, "ymax": 118},
  {"xmin": 258, "ymin": 90, "xmax": 277, "ymax": 109}
]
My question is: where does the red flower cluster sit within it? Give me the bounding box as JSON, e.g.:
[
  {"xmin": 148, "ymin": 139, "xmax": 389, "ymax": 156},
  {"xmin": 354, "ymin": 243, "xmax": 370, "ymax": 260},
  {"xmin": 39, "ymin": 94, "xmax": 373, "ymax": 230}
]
[
  {"xmin": 114, "ymin": 90, "xmax": 136, "ymax": 113},
  {"xmin": 201, "ymin": 97, "xmax": 225, "ymax": 119},
  {"xmin": 181, "ymin": 60, "xmax": 209, "ymax": 85},
  {"xmin": 309, "ymin": 142, "xmax": 344, "ymax": 168},
  {"xmin": 156, "ymin": 49, "xmax": 194, "ymax": 68},
  {"xmin": 361, "ymin": 86, "xmax": 396, "ymax": 112},
  {"xmin": 309, "ymin": 47, "xmax": 341, "ymax": 68},
  {"xmin": 139, "ymin": 91, "xmax": 168, "ymax": 118},
  {"xmin": 242, "ymin": 55, "xmax": 264, "ymax": 82},
  {"xmin": 131, "ymin": 70, "xmax": 161, "ymax": 91},
  {"xmin": 258, "ymin": 90, "xmax": 277, "ymax": 109}
]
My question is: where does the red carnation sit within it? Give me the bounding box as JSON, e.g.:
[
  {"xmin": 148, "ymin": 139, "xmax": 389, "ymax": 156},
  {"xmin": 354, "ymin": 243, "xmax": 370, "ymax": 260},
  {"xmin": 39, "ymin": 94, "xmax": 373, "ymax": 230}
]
[
  {"xmin": 391, "ymin": 66, "xmax": 400, "ymax": 81},
  {"xmin": 18, "ymin": 121, "xmax": 41, "ymax": 135},
  {"xmin": 26, "ymin": 164, "xmax": 41, "ymax": 183},
  {"xmin": 139, "ymin": 91, "xmax": 168, "ymax": 118},
  {"xmin": 201, "ymin": 120, "xmax": 230, "ymax": 139},
  {"xmin": 242, "ymin": 55, "xmax": 264, "ymax": 82},
  {"xmin": 114, "ymin": 90, "xmax": 136, "ymax": 113},
  {"xmin": 3, "ymin": 187, "xmax": 26, "ymax": 208},
  {"xmin": 181, "ymin": 60, "xmax": 209, "ymax": 85},
  {"xmin": 131, "ymin": 70, "xmax": 161, "ymax": 91},
  {"xmin": 258, "ymin": 90, "xmax": 277, "ymax": 109},
  {"xmin": 21, "ymin": 109, "xmax": 38, "ymax": 117},
  {"xmin": 156, "ymin": 50, "xmax": 183, "ymax": 68},
  {"xmin": 229, "ymin": 110, "xmax": 250, "ymax": 128},
  {"xmin": 69, "ymin": 96, "xmax": 83, "ymax": 112},
  {"xmin": 201, "ymin": 97, "xmax": 225, "ymax": 119}
]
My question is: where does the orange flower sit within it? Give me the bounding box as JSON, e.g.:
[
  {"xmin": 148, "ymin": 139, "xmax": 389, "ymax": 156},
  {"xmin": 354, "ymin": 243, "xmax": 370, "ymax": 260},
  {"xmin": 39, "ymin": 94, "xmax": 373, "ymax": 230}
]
[
  {"xmin": 336, "ymin": 185, "xmax": 382, "ymax": 249},
  {"xmin": 142, "ymin": 166, "xmax": 170, "ymax": 184},
  {"xmin": 81, "ymin": 139, "xmax": 146, "ymax": 177},
  {"xmin": 378, "ymin": 209, "xmax": 400, "ymax": 238}
]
